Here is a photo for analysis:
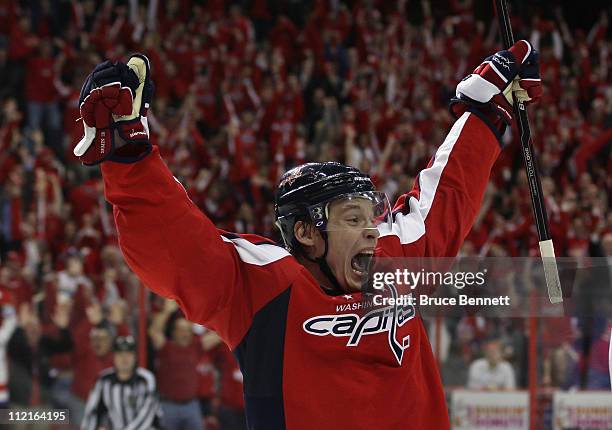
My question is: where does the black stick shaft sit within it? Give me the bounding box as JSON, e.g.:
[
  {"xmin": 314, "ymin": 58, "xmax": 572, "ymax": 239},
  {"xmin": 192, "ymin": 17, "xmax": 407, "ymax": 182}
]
[{"xmin": 494, "ymin": 0, "xmax": 551, "ymax": 242}]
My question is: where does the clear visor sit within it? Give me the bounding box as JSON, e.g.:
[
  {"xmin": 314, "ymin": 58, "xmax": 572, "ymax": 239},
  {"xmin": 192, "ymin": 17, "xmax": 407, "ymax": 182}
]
[{"xmin": 308, "ymin": 191, "xmax": 393, "ymax": 233}]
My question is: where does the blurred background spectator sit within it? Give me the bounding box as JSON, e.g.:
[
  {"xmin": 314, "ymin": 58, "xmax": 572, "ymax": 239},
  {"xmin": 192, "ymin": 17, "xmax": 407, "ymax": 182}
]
[
  {"xmin": 8, "ymin": 300, "xmax": 72, "ymax": 428},
  {"xmin": 467, "ymin": 337, "xmax": 517, "ymax": 391},
  {"xmin": 149, "ymin": 299, "xmax": 204, "ymax": 430},
  {"xmin": 0, "ymin": 300, "xmax": 17, "ymax": 408}
]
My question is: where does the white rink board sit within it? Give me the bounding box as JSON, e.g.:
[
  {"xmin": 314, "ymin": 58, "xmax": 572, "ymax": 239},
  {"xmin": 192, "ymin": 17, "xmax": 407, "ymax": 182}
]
[
  {"xmin": 553, "ymin": 391, "xmax": 612, "ymax": 430},
  {"xmin": 451, "ymin": 390, "xmax": 529, "ymax": 430}
]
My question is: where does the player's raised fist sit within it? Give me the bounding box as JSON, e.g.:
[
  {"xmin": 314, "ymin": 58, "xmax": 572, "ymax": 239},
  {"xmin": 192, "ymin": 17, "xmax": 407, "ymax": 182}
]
[
  {"xmin": 73, "ymin": 54, "xmax": 154, "ymax": 165},
  {"xmin": 451, "ymin": 40, "xmax": 541, "ymax": 125}
]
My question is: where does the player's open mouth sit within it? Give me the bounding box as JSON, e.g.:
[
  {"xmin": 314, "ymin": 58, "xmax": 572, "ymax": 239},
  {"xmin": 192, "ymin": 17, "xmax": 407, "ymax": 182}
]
[{"xmin": 351, "ymin": 251, "xmax": 373, "ymax": 275}]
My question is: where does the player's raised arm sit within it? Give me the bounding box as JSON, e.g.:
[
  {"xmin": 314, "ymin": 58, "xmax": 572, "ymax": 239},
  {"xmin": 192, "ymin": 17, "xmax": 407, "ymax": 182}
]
[
  {"xmin": 380, "ymin": 40, "xmax": 542, "ymax": 257},
  {"xmin": 72, "ymin": 56, "xmax": 295, "ymax": 347}
]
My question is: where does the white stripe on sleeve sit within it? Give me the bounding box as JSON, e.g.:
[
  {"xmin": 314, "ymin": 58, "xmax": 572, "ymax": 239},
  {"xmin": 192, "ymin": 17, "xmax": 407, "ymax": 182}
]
[
  {"xmin": 221, "ymin": 236, "xmax": 291, "ymax": 266},
  {"xmin": 379, "ymin": 112, "xmax": 469, "ymax": 244}
]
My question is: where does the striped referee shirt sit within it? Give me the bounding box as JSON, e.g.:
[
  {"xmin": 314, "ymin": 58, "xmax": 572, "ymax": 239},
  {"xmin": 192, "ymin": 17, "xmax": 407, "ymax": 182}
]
[{"xmin": 81, "ymin": 367, "xmax": 162, "ymax": 430}]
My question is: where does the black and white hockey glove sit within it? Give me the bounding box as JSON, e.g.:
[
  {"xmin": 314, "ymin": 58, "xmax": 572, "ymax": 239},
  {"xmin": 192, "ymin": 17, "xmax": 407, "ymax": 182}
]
[
  {"xmin": 73, "ymin": 54, "xmax": 154, "ymax": 165},
  {"xmin": 450, "ymin": 40, "xmax": 541, "ymax": 128}
]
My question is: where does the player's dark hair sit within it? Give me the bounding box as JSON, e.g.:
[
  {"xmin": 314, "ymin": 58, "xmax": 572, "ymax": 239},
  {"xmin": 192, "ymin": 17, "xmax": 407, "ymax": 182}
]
[{"xmin": 287, "ymin": 214, "xmax": 314, "ymax": 257}]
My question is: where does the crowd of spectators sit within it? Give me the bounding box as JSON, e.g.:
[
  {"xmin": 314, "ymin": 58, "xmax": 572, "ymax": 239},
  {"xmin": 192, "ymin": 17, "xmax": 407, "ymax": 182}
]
[{"xmin": 0, "ymin": 0, "xmax": 610, "ymax": 428}]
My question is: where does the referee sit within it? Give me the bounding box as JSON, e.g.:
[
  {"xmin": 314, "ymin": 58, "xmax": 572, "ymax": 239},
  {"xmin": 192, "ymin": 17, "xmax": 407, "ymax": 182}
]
[{"xmin": 81, "ymin": 336, "xmax": 162, "ymax": 430}]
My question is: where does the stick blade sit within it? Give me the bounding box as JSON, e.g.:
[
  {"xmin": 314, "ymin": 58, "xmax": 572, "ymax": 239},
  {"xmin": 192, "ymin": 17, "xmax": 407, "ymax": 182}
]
[{"xmin": 539, "ymin": 239, "xmax": 563, "ymax": 304}]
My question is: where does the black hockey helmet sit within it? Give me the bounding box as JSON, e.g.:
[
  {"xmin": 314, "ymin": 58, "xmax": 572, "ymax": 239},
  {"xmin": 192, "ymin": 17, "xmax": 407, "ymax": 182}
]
[
  {"xmin": 274, "ymin": 162, "xmax": 392, "ymax": 293},
  {"xmin": 275, "ymin": 162, "xmax": 375, "ymax": 248},
  {"xmin": 113, "ymin": 335, "xmax": 136, "ymax": 353},
  {"xmin": 275, "ymin": 162, "xmax": 391, "ymax": 247}
]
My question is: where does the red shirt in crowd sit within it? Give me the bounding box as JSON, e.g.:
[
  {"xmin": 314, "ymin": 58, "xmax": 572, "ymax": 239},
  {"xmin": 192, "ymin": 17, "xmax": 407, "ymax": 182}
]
[
  {"xmin": 70, "ymin": 320, "xmax": 113, "ymax": 400},
  {"xmin": 196, "ymin": 349, "xmax": 216, "ymax": 400},
  {"xmin": 156, "ymin": 340, "xmax": 201, "ymax": 402},
  {"xmin": 25, "ymin": 57, "xmax": 57, "ymax": 103},
  {"xmin": 214, "ymin": 344, "xmax": 244, "ymax": 411}
]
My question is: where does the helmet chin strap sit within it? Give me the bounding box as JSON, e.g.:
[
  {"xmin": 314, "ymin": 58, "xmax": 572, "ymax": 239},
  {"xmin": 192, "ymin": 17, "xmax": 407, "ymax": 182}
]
[{"xmin": 303, "ymin": 232, "xmax": 345, "ymax": 295}]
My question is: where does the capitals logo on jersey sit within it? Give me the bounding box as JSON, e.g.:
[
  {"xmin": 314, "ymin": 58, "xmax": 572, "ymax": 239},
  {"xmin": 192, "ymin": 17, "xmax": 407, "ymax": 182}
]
[{"xmin": 302, "ymin": 284, "xmax": 415, "ymax": 365}]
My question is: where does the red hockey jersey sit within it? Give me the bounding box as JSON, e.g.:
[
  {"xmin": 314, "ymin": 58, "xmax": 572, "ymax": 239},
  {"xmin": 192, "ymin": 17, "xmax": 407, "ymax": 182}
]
[{"xmin": 101, "ymin": 112, "xmax": 501, "ymax": 429}]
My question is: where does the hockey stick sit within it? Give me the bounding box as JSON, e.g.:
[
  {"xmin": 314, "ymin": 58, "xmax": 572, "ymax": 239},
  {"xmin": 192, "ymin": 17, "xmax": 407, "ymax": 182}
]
[{"xmin": 494, "ymin": 0, "xmax": 563, "ymax": 304}]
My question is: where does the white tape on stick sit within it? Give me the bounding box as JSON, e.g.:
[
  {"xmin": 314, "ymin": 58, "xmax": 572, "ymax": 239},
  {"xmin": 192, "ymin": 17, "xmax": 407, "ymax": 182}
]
[{"xmin": 539, "ymin": 239, "xmax": 563, "ymax": 304}]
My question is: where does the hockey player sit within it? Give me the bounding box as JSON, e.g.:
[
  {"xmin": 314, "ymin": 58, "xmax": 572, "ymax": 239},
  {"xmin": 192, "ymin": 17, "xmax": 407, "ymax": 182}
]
[{"xmin": 72, "ymin": 42, "xmax": 541, "ymax": 429}]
